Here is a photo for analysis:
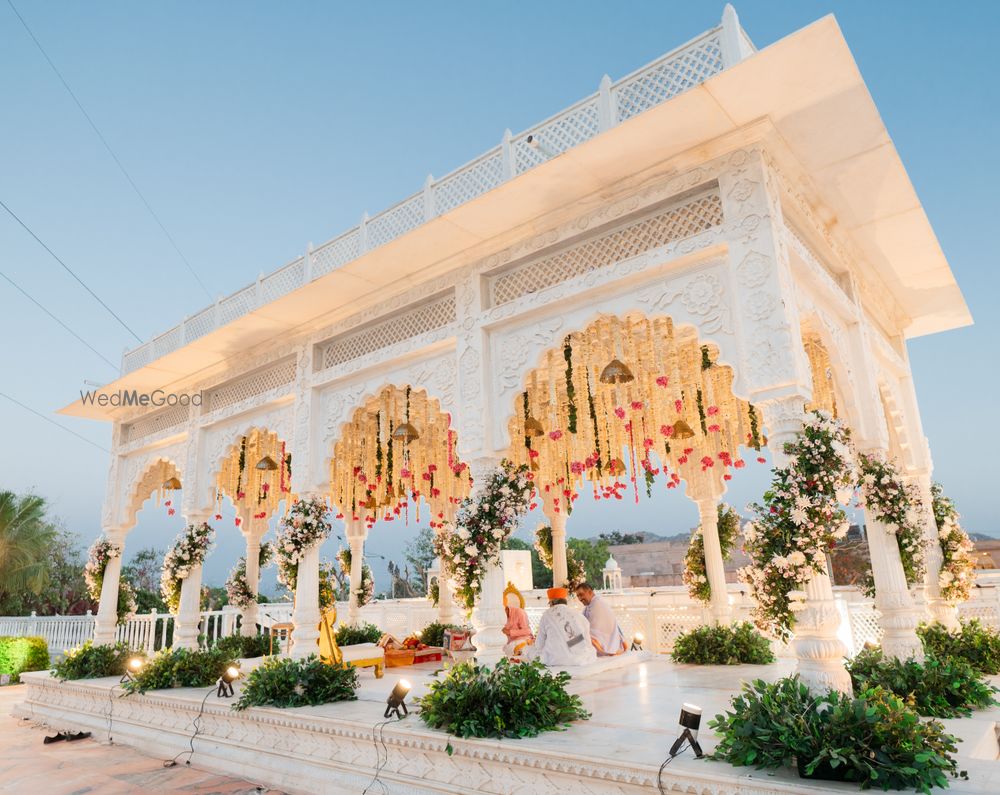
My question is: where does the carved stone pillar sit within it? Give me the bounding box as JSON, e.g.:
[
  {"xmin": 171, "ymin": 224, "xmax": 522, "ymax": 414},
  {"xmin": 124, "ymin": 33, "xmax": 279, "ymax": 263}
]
[
  {"xmin": 345, "ymin": 517, "xmax": 367, "ymax": 625},
  {"xmin": 541, "ymin": 488, "xmax": 569, "ymax": 588},
  {"xmin": 910, "ymin": 472, "xmax": 958, "ymax": 628},
  {"xmin": 290, "ymin": 540, "xmax": 322, "ymax": 659},
  {"xmin": 174, "ymin": 512, "xmax": 210, "ymax": 650},
  {"xmin": 467, "ymin": 456, "xmax": 507, "ymax": 666},
  {"xmin": 687, "ymin": 470, "xmax": 731, "ymax": 626},
  {"xmin": 93, "ymin": 529, "xmax": 127, "ymax": 646},
  {"xmin": 240, "ymin": 515, "xmax": 263, "ymax": 638},
  {"xmin": 435, "ymin": 506, "xmax": 457, "ymax": 624},
  {"xmin": 760, "ymin": 397, "xmax": 852, "ymax": 694}
]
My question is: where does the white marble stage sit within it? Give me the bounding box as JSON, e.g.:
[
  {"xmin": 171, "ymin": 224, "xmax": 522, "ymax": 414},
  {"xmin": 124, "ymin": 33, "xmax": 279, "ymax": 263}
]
[{"xmin": 13, "ymin": 659, "xmax": 1000, "ymax": 794}]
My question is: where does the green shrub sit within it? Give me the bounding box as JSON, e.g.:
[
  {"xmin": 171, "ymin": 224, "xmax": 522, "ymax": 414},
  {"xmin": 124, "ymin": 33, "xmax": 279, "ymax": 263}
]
[
  {"xmin": 918, "ymin": 620, "xmax": 1000, "ymax": 675},
  {"xmin": 52, "ymin": 641, "xmax": 134, "ymax": 680},
  {"xmin": 334, "ymin": 622, "xmax": 382, "ymax": 646},
  {"xmin": 121, "ymin": 646, "xmax": 235, "ymax": 695},
  {"xmin": 847, "ymin": 647, "xmax": 997, "ymax": 718},
  {"xmin": 0, "ymin": 636, "xmax": 50, "ymax": 682},
  {"xmin": 671, "ymin": 622, "xmax": 775, "ymax": 665},
  {"xmin": 709, "ymin": 676, "xmax": 966, "ymax": 793},
  {"xmin": 418, "ymin": 659, "xmax": 589, "ymax": 739},
  {"xmin": 213, "ymin": 634, "xmax": 272, "ymax": 659},
  {"xmin": 419, "ymin": 621, "xmax": 461, "ymax": 649},
  {"xmin": 232, "ymin": 654, "xmax": 359, "ymax": 711}
]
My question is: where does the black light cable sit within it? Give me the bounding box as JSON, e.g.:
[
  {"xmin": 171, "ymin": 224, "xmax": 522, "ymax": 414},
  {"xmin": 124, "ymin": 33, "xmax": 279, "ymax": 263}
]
[
  {"xmin": 362, "ymin": 714, "xmax": 407, "ymax": 795},
  {"xmin": 163, "ymin": 686, "xmax": 214, "ymax": 768}
]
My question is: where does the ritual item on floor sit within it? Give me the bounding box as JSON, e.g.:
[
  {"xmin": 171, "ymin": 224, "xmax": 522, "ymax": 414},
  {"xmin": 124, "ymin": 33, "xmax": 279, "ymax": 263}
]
[
  {"xmin": 378, "ymin": 632, "xmax": 441, "ymax": 666},
  {"xmin": 442, "ymin": 627, "xmax": 476, "ymax": 665},
  {"xmin": 317, "ymin": 607, "xmax": 385, "ymax": 678}
]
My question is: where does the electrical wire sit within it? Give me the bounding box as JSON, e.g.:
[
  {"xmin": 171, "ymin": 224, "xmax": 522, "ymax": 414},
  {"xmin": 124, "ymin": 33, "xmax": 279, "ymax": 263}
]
[
  {"xmin": 164, "ymin": 686, "xmax": 214, "ymax": 768},
  {"xmin": 0, "ymin": 198, "xmax": 142, "ymax": 342},
  {"xmin": 0, "ymin": 266, "xmax": 119, "ymax": 370},
  {"xmin": 4, "ymin": 0, "xmax": 213, "ymax": 302},
  {"xmin": 657, "ymin": 741, "xmax": 687, "ymax": 794},
  {"xmin": 362, "ymin": 714, "xmax": 406, "ymax": 795},
  {"xmin": 0, "ymin": 391, "xmax": 110, "ymax": 453}
]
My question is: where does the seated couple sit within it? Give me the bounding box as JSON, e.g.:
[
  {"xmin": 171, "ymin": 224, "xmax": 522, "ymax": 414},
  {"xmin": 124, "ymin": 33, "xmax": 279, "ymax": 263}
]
[{"xmin": 503, "ymin": 583, "xmax": 627, "ymax": 667}]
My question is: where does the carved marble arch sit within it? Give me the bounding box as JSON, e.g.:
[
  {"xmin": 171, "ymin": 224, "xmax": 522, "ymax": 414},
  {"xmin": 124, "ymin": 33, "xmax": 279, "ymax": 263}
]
[
  {"xmin": 504, "ymin": 311, "xmax": 765, "ymax": 509},
  {"xmin": 878, "ymin": 378, "xmax": 918, "ymax": 473},
  {"xmin": 326, "ymin": 384, "xmax": 471, "ymax": 530},
  {"xmin": 212, "ymin": 427, "xmax": 293, "ymax": 525},
  {"xmin": 121, "ymin": 457, "xmax": 183, "ymax": 531},
  {"xmin": 798, "ymin": 317, "xmax": 862, "ymax": 436}
]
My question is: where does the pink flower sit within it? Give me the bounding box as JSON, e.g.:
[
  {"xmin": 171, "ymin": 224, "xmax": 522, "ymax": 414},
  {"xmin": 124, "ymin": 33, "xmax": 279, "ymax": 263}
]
[
  {"xmin": 707, "ymin": 405, "xmax": 719, "ymax": 416},
  {"xmin": 660, "ymin": 424, "xmax": 673, "ymax": 437},
  {"xmin": 167, "ymin": 508, "xmax": 175, "ymax": 516},
  {"xmin": 757, "ymin": 456, "xmax": 767, "ymax": 464},
  {"xmin": 549, "ymin": 430, "xmax": 564, "ymax": 441},
  {"xmin": 656, "ymin": 376, "xmax": 669, "ymax": 387},
  {"xmin": 708, "ymin": 424, "xmax": 721, "ymax": 433},
  {"xmin": 214, "ymin": 514, "xmax": 222, "ymax": 520},
  {"xmin": 528, "ymin": 449, "xmax": 540, "ymax": 459},
  {"xmin": 630, "ymin": 401, "xmax": 643, "ymax": 411},
  {"xmin": 734, "ymin": 459, "xmax": 746, "ymax": 469},
  {"xmin": 614, "ymin": 407, "xmax": 626, "ymax": 419},
  {"xmin": 674, "ymin": 399, "xmax": 683, "ymax": 413}
]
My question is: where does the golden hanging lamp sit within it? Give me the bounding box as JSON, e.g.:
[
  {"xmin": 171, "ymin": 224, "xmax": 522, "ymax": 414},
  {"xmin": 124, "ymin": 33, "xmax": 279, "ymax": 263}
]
[
  {"xmin": 608, "ymin": 457, "xmax": 626, "ymax": 476},
  {"xmin": 255, "ymin": 455, "xmax": 279, "ymax": 471},
  {"xmin": 363, "ymin": 493, "xmax": 377, "ymax": 510},
  {"xmin": 599, "ymin": 358, "xmax": 635, "ymax": 384},
  {"xmin": 392, "ymin": 422, "xmax": 420, "ymax": 444},
  {"xmin": 524, "ymin": 416, "xmax": 545, "ymax": 437},
  {"xmin": 162, "ymin": 476, "xmax": 182, "ymax": 491},
  {"xmin": 670, "ymin": 420, "xmax": 695, "ymax": 440}
]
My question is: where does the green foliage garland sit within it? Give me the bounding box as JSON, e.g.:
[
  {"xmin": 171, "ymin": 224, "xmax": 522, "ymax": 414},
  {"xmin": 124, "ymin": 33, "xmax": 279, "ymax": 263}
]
[
  {"xmin": 918, "ymin": 620, "xmax": 1000, "ymax": 675},
  {"xmin": 847, "ymin": 647, "xmax": 997, "ymax": 718},
  {"xmin": 121, "ymin": 646, "xmax": 235, "ymax": 695},
  {"xmin": 212, "ymin": 633, "xmax": 272, "ymax": 660},
  {"xmin": 160, "ymin": 522, "xmax": 215, "ymax": 613},
  {"xmin": 708, "ymin": 677, "xmax": 965, "ymax": 793},
  {"xmin": 739, "ymin": 411, "xmax": 854, "ymax": 640},
  {"xmin": 563, "ymin": 336, "xmax": 577, "ymax": 434},
  {"xmin": 334, "ymin": 622, "xmax": 382, "ymax": 645},
  {"xmin": 418, "ymin": 659, "xmax": 589, "ymax": 740},
  {"xmin": 0, "ymin": 636, "xmax": 50, "ymax": 682},
  {"xmin": 683, "ymin": 503, "xmax": 739, "ymax": 603},
  {"xmin": 336, "ymin": 547, "xmax": 374, "ymax": 607},
  {"xmin": 533, "ymin": 524, "xmax": 586, "ymax": 589},
  {"xmin": 671, "ymin": 623, "xmax": 775, "ymax": 665},
  {"xmin": 232, "ymin": 655, "xmax": 358, "ymax": 711},
  {"xmin": 931, "ymin": 483, "xmax": 976, "ymax": 603},
  {"xmin": 52, "ymin": 641, "xmax": 134, "ymax": 680}
]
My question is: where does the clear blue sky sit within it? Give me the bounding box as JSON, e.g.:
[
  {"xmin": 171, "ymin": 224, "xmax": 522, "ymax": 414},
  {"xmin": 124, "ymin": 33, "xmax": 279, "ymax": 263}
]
[{"xmin": 2, "ymin": 1, "xmax": 997, "ymax": 594}]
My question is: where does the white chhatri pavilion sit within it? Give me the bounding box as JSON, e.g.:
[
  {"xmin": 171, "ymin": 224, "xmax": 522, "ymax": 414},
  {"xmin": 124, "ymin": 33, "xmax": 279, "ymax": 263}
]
[{"xmin": 62, "ymin": 7, "xmax": 969, "ymax": 699}]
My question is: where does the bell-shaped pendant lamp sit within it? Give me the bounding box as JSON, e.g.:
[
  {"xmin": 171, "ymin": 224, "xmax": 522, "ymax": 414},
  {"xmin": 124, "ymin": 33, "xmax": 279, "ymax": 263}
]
[
  {"xmin": 255, "ymin": 455, "xmax": 279, "ymax": 471},
  {"xmin": 363, "ymin": 493, "xmax": 377, "ymax": 510},
  {"xmin": 162, "ymin": 476, "xmax": 182, "ymax": 491},
  {"xmin": 599, "ymin": 358, "xmax": 635, "ymax": 384},
  {"xmin": 608, "ymin": 457, "xmax": 626, "ymax": 476},
  {"xmin": 392, "ymin": 421, "xmax": 420, "ymax": 444},
  {"xmin": 524, "ymin": 416, "xmax": 545, "ymax": 437},
  {"xmin": 670, "ymin": 420, "xmax": 695, "ymax": 440}
]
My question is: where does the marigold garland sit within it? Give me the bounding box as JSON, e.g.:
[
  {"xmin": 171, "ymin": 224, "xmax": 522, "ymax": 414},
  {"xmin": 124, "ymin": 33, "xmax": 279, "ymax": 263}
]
[
  {"xmin": 739, "ymin": 411, "xmax": 854, "ymax": 640},
  {"xmin": 683, "ymin": 503, "xmax": 740, "ymax": 603},
  {"xmin": 856, "ymin": 452, "xmax": 927, "ymax": 597},
  {"xmin": 160, "ymin": 522, "xmax": 215, "ymax": 613},
  {"xmin": 932, "ymin": 483, "xmax": 976, "ymax": 603},
  {"xmin": 534, "ymin": 524, "xmax": 586, "ymax": 589},
  {"xmin": 85, "ymin": 537, "xmax": 137, "ymax": 625},
  {"xmin": 433, "ymin": 460, "xmax": 534, "ymax": 612},
  {"xmin": 337, "ymin": 547, "xmax": 374, "ymax": 607},
  {"xmin": 275, "ymin": 496, "xmax": 332, "ymax": 593}
]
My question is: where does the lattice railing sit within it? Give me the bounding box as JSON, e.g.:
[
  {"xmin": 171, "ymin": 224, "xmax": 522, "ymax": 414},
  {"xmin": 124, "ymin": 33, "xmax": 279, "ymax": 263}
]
[
  {"xmin": 317, "ymin": 292, "xmax": 457, "ymax": 371},
  {"xmin": 120, "ymin": 16, "xmax": 751, "ymax": 375},
  {"xmin": 121, "ymin": 403, "xmax": 190, "ymax": 445},
  {"xmin": 205, "ymin": 358, "xmax": 297, "ymax": 414},
  {"xmin": 489, "ymin": 190, "xmax": 723, "ymax": 306}
]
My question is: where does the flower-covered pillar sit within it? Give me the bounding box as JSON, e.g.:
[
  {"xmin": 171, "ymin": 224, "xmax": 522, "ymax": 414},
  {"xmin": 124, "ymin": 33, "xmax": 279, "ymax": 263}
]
[
  {"xmin": 686, "ymin": 471, "xmax": 730, "ymax": 625},
  {"xmin": 540, "ymin": 488, "xmax": 569, "ymax": 588},
  {"xmin": 93, "ymin": 528, "xmax": 127, "ymax": 645},
  {"xmin": 239, "ymin": 513, "xmax": 265, "ymax": 637},
  {"xmin": 345, "ymin": 516, "xmax": 367, "ymax": 625},
  {"xmin": 909, "ymin": 472, "xmax": 958, "ymax": 628},
  {"xmin": 467, "ymin": 456, "xmax": 507, "ymax": 665},
  {"xmin": 289, "ymin": 494, "xmax": 324, "ymax": 659},
  {"xmin": 436, "ymin": 504, "xmax": 457, "ymax": 624},
  {"xmin": 175, "ymin": 511, "xmax": 211, "ymax": 650}
]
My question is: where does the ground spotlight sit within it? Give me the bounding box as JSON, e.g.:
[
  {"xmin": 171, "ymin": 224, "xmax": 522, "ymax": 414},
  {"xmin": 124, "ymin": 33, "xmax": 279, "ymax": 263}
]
[
  {"xmin": 217, "ymin": 665, "xmax": 241, "ymax": 698},
  {"xmin": 120, "ymin": 656, "xmax": 144, "ymax": 683},
  {"xmin": 384, "ymin": 678, "xmax": 411, "ymax": 719},
  {"xmin": 630, "ymin": 632, "xmax": 644, "ymax": 651},
  {"xmin": 668, "ymin": 703, "xmax": 703, "ymax": 758}
]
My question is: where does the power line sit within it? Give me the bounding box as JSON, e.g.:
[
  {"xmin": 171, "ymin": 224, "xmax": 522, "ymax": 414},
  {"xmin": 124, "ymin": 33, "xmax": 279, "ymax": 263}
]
[
  {"xmin": 5, "ymin": 0, "xmax": 213, "ymax": 302},
  {"xmin": 0, "ymin": 391, "xmax": 111, "ymax": 454},
  {"xmin": 0, "ymin": 198, "xmax": 142, "ymax": 343},
  {"xmin": 0, "ymin": 266, "xmax": 119, "ymax": 371}
]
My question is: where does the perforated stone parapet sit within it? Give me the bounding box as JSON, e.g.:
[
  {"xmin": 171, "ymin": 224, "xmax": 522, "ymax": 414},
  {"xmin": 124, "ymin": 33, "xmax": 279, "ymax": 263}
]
[
  {"xmin": 205, "ymin": 358, "xmax": 297, "ymax": 414},
  {"xmin": 121, "ymin": 403, "xmax": 190, "ymax": 445}
]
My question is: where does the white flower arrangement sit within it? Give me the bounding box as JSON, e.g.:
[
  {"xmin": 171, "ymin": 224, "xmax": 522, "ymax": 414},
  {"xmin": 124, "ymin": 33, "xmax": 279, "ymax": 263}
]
[
  {"xmin": 225, "ymin": 542, "xmax": 274, "ymax": 610},
  {"xmin": 160, "ymin": 522, "xmax": 215, "ymax": 613},
  {"xmin": 683, "ymin": 503, "xmax": 740, "ymax": 603},
  {"xmin": 85, "ymin": 537, "xmax": 137, "ymax": 625},
  {"xmin": 931, "ymin": 483, "xmax": 975, "ymax": 603},
  {"xmin": 275, "ymin": 496, "xmax": 332, "ymax": 592},
  {"xmin": 433, "ymin": 460, "xmax": 534, "ymax": 612},
  {"xmin": 336, "ymin": 546, "xmax": 374, "ymax": 607}
]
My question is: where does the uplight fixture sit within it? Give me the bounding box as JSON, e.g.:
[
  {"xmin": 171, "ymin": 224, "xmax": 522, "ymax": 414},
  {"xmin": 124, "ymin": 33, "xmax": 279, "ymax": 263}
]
[
  {"xmin": 217, "ymin": 665, "xmax": 241, "ymax": 698},
  {"xmin": 668, "ymin": 703, "xmax": 703, "ymax": 758},
  {"xmin": 630, "ymin": 632, "xmax": 644, "ymax": 651},
  {"xmin": 384, "ymin": 678, "xmax": 411, "ymax": 719},
  {"xmin": 120, "ymin": 656, "xmax": 144, "ymax": 683}
]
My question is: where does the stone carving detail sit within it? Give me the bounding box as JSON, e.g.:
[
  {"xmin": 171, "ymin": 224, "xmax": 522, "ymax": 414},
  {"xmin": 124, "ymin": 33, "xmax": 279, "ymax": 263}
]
[{"xmin": 117, "ymin": 443, "xmax": 185, "ymax": 529}]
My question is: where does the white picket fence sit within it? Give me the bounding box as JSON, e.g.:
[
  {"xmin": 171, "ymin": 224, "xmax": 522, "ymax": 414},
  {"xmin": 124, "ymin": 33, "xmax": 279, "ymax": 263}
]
[{"xmin": 4, "ymin": 579, "xmax": 1000, "ymax": 659}]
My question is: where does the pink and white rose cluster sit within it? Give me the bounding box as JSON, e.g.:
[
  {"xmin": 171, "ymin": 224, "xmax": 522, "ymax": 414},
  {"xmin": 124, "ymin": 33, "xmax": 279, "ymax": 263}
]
[
  {"xmin": 932, "ymin": 483, "xmax": 975, "ymax": 603},
  {"xmin": 739, "ymin": 411, "xmax": 854, "ymax": 640},
  {"xmin": 275, "ymin": 496, "xmax": 332, "ymax": 592},
  {"xmin": 160, "ymin": 522, "xmax": 215, "ymax": 613},
  {"xmin": 433, "ymin": 460, "xmax": 534, "ymax": 612},
  {"xmin": 85, "ymin": 536, "xmax": 137, "ymax": 625}
]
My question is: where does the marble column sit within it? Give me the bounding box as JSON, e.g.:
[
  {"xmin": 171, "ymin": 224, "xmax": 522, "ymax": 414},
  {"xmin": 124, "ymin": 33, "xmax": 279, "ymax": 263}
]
[
  {"xmin": 93, "ymin": 530, "xmax": 126, "ymax": 645},
  {"xmin": 174, "ymin": 512, "xmax": 210, "ymax": 650},
  {"xmin": 541, "ymin": 489, "xmax": 568, "ymax": 587},
  {"xmin": 467, "ymin": 456, "xmax": 507, "ymax": 665},
  {"xmin": 240, "ymin": 515, "xmax": 263, "ymax": 637},
  {"xmin": 345, "ymin": 517, "xmax": 367, "ymax": 625},
  {"xmin": 691, "ymin": 479, "xmax": 731, "ymax": 626},
  {"xmin": 761, "ymin": 397, "xmax": 852, "ymax": 695},
  {"xmin": 910, "ymin": 472, "xmax": 958, "ymax": 629},
  {"xmin": 291, "ymin": 540, "xmax": 322, "ymax": 658}
]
